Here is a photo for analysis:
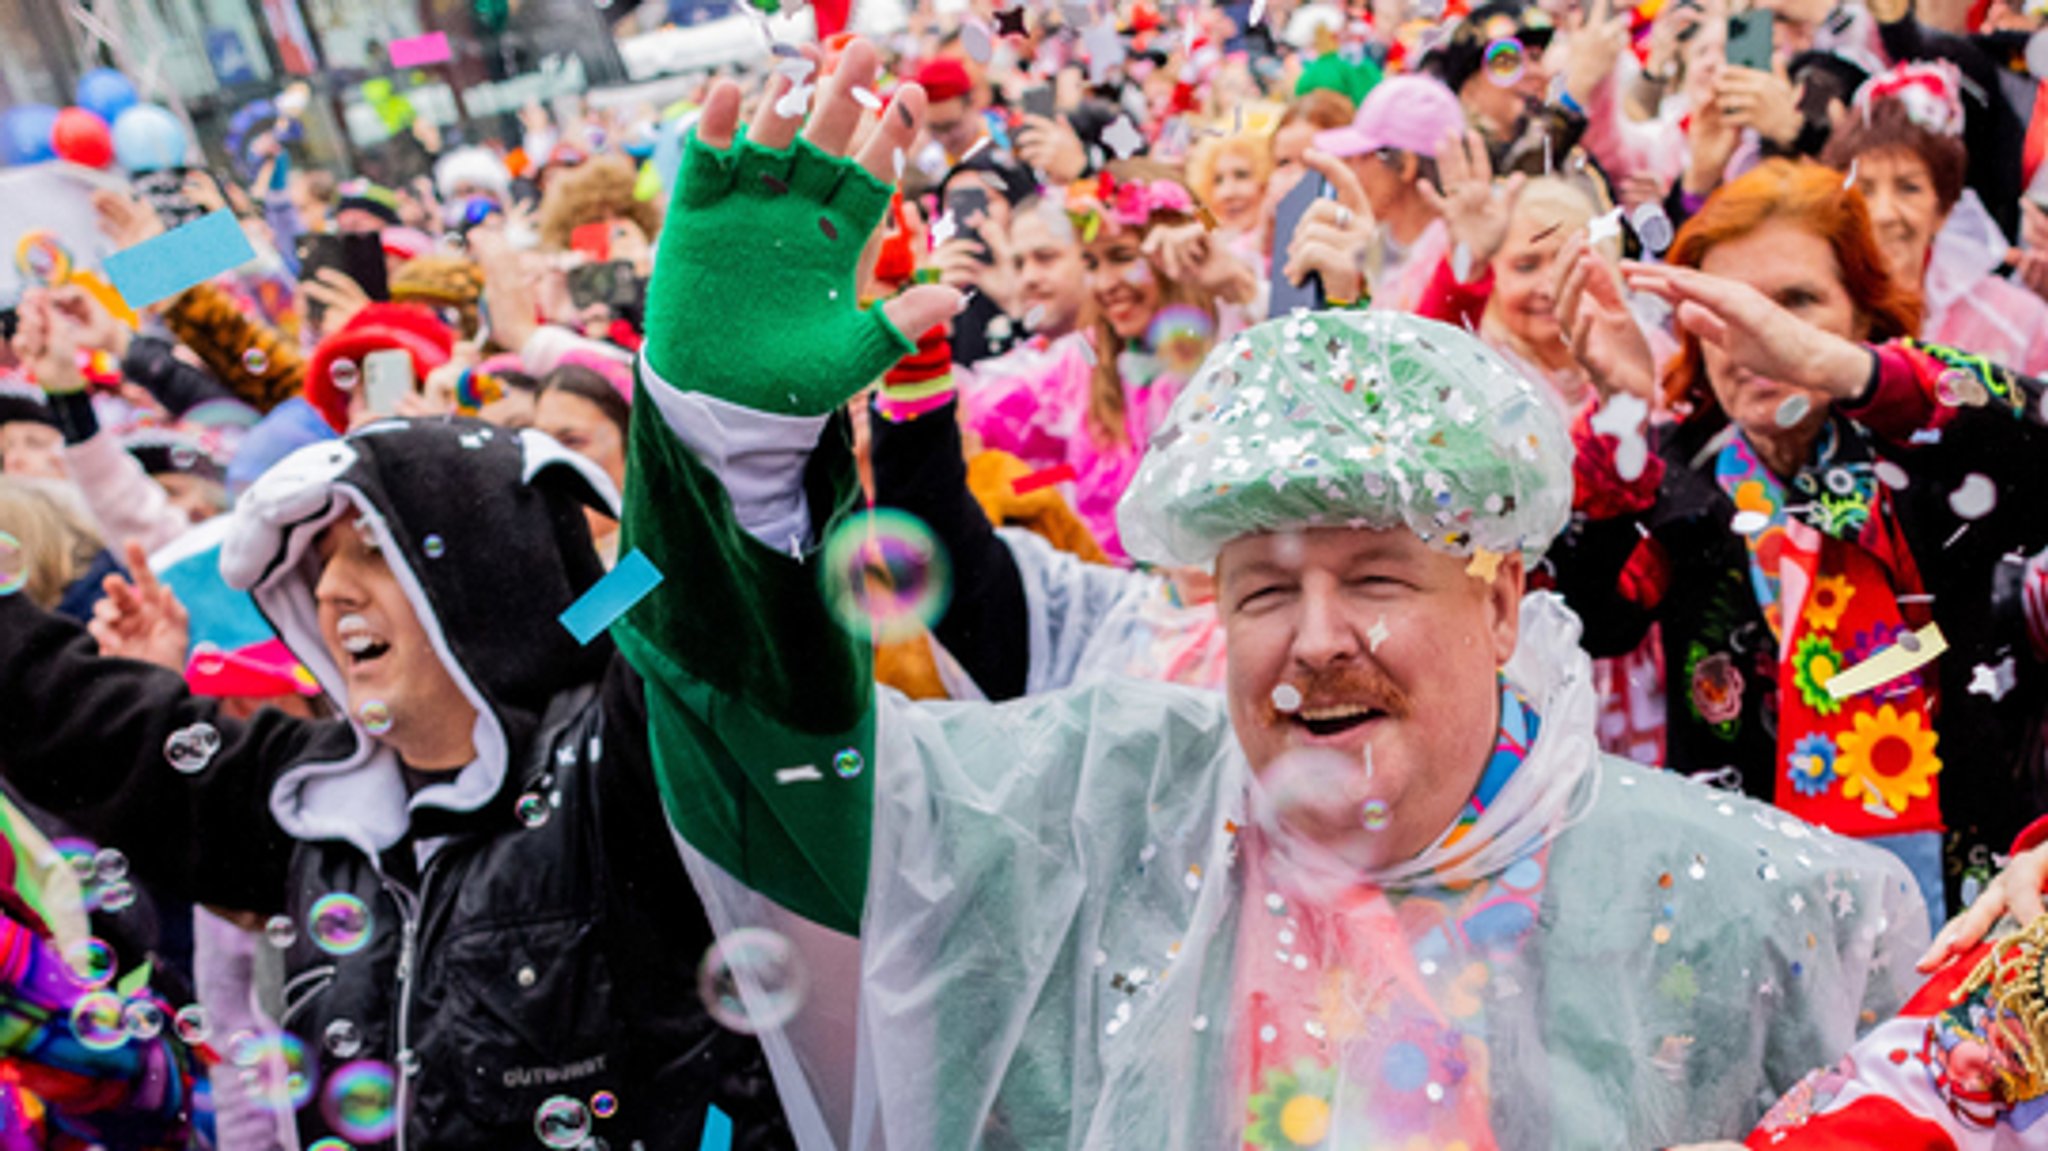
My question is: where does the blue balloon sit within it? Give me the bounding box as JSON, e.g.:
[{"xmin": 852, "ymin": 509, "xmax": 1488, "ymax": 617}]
[
  {"xmin": 1, "ymin": 104, "xmax": 60, "ymax": 165},
  {"xmin": 111, "ymin": 103, "xmax": 187, "ymax": 173},
  {"xmin": 74, "ymin": 68, "xmax": 139, "ymax": 123}
]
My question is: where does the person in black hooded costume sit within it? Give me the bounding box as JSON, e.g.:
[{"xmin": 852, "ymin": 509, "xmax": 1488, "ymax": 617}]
[{"xmin": 0, "ymin": 417, "xmax": 793, "ymax": 1150}]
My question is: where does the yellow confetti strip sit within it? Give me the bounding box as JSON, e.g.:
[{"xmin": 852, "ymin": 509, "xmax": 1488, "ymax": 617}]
[
  {"xmin": 1465, "ymin": 548, "xmax": 1505, "ymax": 581},
  {"xmin": 1824, "ymin": 622, "xmax": 1948, "ymax": 701}
]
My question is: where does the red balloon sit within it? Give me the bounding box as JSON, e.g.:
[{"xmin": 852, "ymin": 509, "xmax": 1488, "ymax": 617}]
[{"xmin": 51, "ymin": 106, "xmax": 114, "ymax": 168}]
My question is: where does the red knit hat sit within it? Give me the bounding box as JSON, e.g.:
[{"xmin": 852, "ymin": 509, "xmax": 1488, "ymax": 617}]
[
  {"xmin": 304, "ymin": 303, "xmax": 455, "ymax": 432},
  {"xmin": 914, "ymin": 58, "xmax": 973, "ymax": 104}
]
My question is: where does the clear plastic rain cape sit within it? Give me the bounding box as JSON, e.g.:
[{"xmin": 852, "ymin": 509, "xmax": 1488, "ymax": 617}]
[{"xmin": 675, "ymin": 594, "xmax": 1927, "ymax": 1151}]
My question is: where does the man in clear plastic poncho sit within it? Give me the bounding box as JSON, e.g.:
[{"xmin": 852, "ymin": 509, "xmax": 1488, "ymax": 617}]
[{"xmin": 615, "ymin": 42, "xmax": 1928, "ymax": 1149}]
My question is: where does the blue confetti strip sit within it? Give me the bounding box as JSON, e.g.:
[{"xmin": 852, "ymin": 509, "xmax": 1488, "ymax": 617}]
[
  {"xmin": 699, "ymin": 1104, "xmax": 733, "ymax": 1151},
  {"xmin": 102, "ymin": 210, "xmax": 257, "ymax": 309},
  {"xmin": 558, "ymin": 548, "xmax": 664, "ymax": 644}
]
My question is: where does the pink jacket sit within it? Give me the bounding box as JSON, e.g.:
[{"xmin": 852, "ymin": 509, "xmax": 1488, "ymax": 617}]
[
  {"xmin": 1922, "ymin": 193, "xmax": 2048, "ymax": 377},
  {"xmin": 961, "ymin": 333, "xmax": 1188, "ymax": 563}
]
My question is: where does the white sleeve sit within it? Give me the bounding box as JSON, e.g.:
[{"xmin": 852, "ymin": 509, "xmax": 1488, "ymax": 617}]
[
  {"xmin": 63, "ymin": 432, "xmax": 194, "ymax": 555},
  {"xmin": 637, "ymin": 352, "xmax": 829, "ymax": 554}
]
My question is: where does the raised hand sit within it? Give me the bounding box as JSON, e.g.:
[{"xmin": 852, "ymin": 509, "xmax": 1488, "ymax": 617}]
[
  {"xmin": 1621, "ymin": 262, "xmax": 1874, "ymax": 399},
  {"xmin": 1682, "ymin": 99, "xmax": 1741, "ymax": 197},
  {"xmin": 1563, "ymin": 0, "xmax": 1633, "ymax": 107},
  {"xmin": 1556, "ymin": 234, "xmax": 1657, "ymax": 402},
  {"xmin": 9, "ymin": 290, "xmax": 86, "ymax": 395},
  {"xmin": 1418, "ymin": 129, "xmax": 1525, "ymax": 278},
  {"xmin": 1015, "ymin": 114, "xmax": 1087, "ymax": 184},
  {"xmin": 1714, "ymin": 65, "xmax": 1803, "ymax": 148},
  {"xmin": 91, "ymin": 188, "xmax": 165, "ymax": 250},
  {"xmin": 89, "ymin": 541, "xmax": 191, "ymax": 672},
  {"xmin": 642, "ymin": 39, "xmax": 960, "ymax": 416},
  {"xmin": 1281, "ymin": 149, "xmax": 1377, "ymax": 303}
]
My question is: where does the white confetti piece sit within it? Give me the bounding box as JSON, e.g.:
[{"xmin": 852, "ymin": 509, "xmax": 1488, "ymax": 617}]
[
  {"xmin": 1773, "ymin": 394, "xmax": 1811, "ymax": 427},
  {"xmin": 776, "ymin": 765, "xmax": 824, "ymax": 784},
  {"xmin": 1586, "ymin": 207, "xmax": 1625, "ymax": 246},
  {"xmin": 774, "ymin": 82, "xmax": 813, "ymax": 119},
  {"xmin": 1589, "ymin": 393, "xmax": 1651, "ymax": 481},
  {"xmin": 1103, "ymin": 114, "xmax": 1145, "ymax": 160},
  {"xmin": 1949, "ymin": 472, "xmax": 1997, "ymax": 520},
  {"xmin": 852, "ymin": 86, "xmax": 882, "ymax": 111},
  {"xmin": 1969, "ymin": 656, "xmax": 2017, "ymax": 701},
  {"xmin": 963, "ymin": 20, "xmax": 994, "ymax": 63}
]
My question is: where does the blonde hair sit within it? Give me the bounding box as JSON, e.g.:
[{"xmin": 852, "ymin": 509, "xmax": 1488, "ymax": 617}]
[
  {"xmin": 0, "ymin": 478, "xmax": 106, "ymax": 611},
  {"xmin": 1186, "ymin": 133, "xmax": 1275, "ymax": 221},
  {"xmin": 1505, "ymin": 176, "xmax": 1616, "ymax": 261}
]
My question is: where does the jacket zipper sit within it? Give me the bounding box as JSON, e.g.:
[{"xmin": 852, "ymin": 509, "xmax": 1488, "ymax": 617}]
[{"xmin": 381, "ymin": 854, "xmax": 444, "ymax": 1151}]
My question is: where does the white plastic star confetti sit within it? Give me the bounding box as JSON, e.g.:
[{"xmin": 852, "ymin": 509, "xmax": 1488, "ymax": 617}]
[
  {"xmin": 774, "ymin": 82, "xmax": 814, "ymax": 119},
  {"xmin": 1968, "ymin": 656, "xmax": 2017, "ymax": 701},
  {"xmin": 1102, "ymin": 114, "xmax": 1145, "ymax": 160},
  {"xmin": 1949, "ymin": 472, "xmax": 1997, "ymax": 520},
  {"xmin": 1589, "ymin": 393, "xmax": 1651, "ymax": 482},
  {"xmin": 1366, "ymin": 615, "xmax": 1390, "ymax": 653},
  {"xmin": 1586, "ymin": 207, "xmax": 1625, "ymax": 246}
]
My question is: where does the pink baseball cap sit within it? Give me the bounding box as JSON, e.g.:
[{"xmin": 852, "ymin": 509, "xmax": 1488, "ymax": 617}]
[{"xmin": 1312, "ymin": 74, "xmax": 1466, "ymax": 160}]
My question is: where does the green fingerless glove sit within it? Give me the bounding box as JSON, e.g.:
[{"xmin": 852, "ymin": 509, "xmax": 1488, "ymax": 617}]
[{"xmin": 644, "ymin": 130, "xmax": 915, "ymax": 416}]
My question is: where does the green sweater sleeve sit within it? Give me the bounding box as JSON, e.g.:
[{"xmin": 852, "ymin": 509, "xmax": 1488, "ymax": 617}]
[{"xmin": 612, "ymin": 386, "xmax": 876, "ymax": 935}]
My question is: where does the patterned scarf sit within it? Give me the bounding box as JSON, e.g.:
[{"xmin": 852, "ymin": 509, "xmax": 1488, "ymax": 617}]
[
  {"xmin": 1237, "ymin": 684, "xmax": 1542, "ymax": 1150},
  {"xmin": 1713, "ymin": 425, "xmax": 1943, "ymax": 839}
]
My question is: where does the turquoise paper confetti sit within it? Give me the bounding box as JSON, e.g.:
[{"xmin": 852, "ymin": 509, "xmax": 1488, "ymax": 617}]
[
  {"xmin": 699, "ymin": 1104, "xmax": 733, "ymax": 1151},
  {"xmin": 559, "ymin": 548, "xmax": 664, "ymax": 644},
  {"xmin": 103, "ymin": 210, "xmax": 256, "ymax": 309}
]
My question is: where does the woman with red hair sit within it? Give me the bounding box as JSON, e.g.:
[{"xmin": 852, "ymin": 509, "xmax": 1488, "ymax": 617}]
[{"xmin": 1548, "ymin": 158, "xmax": 2048, "ymax": 929}]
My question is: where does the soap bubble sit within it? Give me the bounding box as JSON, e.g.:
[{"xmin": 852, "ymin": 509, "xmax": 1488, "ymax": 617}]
[
  {"xmin": 164, "ymin": 722, "xmax": 223, "ymax": 773},
  {"xmin": 242, "ymin": 347, "xmax": 269, "ymax": 374},
  {"xmin": 1146, "ymin": 304, "xmax": 1215, "ymax": 378},
  {"xmin": 122, "ymin": 997, "xmax": 166, "ymax": 1039},
  {"xmin": 331, "ymin": 359, "xmax": 360, "ymax": 392},
  {"xmin": 238, "ymin": 1032, "xmax": 315, "ymax": 1112},
  {"xmin": 832, "ymin": 748, "xmax": 864, "ymax": 779},
  {"xmin": 173, "ymin": 1004, "xmax": 210, "ymax": 1044},
  {"xmin": 226, "ymin": 1029, "xmax": 264, "ymax": 1066},
  {"xmin": 63, "ymin": 937, "xmax": 115, "ymax": 988},
  {"xmin": 97, "ymin": 880, "xmax": 136, "ymax": 912},
  {"xmin": 358, "ymin": 700, "xmax": 393, "ymax": 735},
  {"xmin": 590, "ymin": 1090, "xmax": 619, "ymax": 1119},
  {"xmin": 310, "ymin": 892, "xmax": 373, "ymax": 956},
  {"xmin": 324, "ymin": 1018, "xmax": 364, "ymax": 1059},
  {"xmin": 820, "ymin": 509, "xmax": 952, "ymax": 644},
  {"xmin": 698, "ymin": 928, "xmax": 808, "ymax": 1034},
  {"xmin": 264, "ymin": 914, "xmax": 298, "ymax": 949},
  {"xmin": 71, "ymin": 991, "xmax": 127, "ymax": 1051},
  {"xmin": 1484, "ymin": 38, "xmax": 1525, "ymax": 86},
  {"xmin": 322, "ymin": 1060, "xmax": 398, "ymax": 1143},
  {"xmin": 0, "ymin": 531, "xmax": 24, "ymax": 596},
  {"xmin": 534, "ymin": 1096, "xmax": 594, "ymax": 1148},
  {"xmin": 516, "ymin": 792, "xmax": 551, "ymax": 829},
  {"xmin": 92, "ymin": 847, "xmax": 128, "ymax": 884}
]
